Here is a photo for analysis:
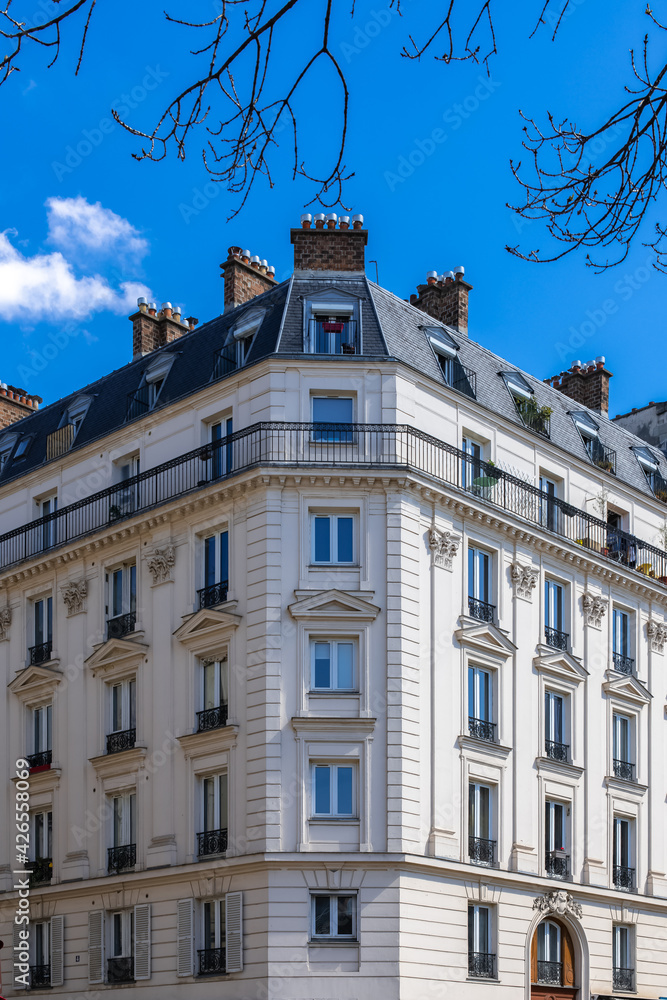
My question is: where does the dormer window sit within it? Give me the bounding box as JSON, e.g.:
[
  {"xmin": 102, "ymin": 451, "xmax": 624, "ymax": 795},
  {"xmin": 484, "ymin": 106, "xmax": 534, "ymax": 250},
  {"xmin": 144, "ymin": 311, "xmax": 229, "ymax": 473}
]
[
  {"xmin": 231, "ymin": 310, "xmax": 264, "ymax": 367},
  {"xmin": 13, "ymin": 435, "xmax": 33, "ymax": 461},
  {"xmin": 47, "ymin": 396, "xmax": 92, "ymax": 459},
  {"xmin": 426, "ymin": 327, "xmax": 476, "ymax": 398},
  {"xmin": 306, "ymin": 295, "xmax": 359, "ymax": 355},
  {"xmin": 127, "ymin": 354, "xmax": 175, "ymax": 419},
  {"xmin": 571, "ymin": 412, "xmax": 616, "ymax": 474},
  {"xmin": 0, "ymin": 433, "xmax": 18, "ymax": 472},
  {"xmin": 502, "ymin": 372, "xmax": 551, "ymax": 438},
  {"xmin": 633, "ymin": 446, "xmax": 667, "ymax": 500}
]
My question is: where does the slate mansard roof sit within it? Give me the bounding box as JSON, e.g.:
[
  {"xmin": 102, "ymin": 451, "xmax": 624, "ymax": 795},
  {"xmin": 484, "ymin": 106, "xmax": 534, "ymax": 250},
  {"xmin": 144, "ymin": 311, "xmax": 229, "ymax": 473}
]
[{"xmin": 1, "ymin": 270, "xmax": 666, "ymax": 503}]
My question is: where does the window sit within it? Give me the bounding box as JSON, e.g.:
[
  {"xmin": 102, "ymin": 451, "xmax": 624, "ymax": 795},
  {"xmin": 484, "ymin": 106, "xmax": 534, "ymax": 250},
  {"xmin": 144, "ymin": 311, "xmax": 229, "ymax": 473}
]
[
  {"xmin": 38, "ymin": 495, "xmax": 58, "ymax": 549},
  {"xmin": 0, "ymin": 435, "xmax": 16, "ymax": 472},
  {"xmin": 545, "ymin": 800, "xmax": 569, "ymax": 878},
  {"xmin": 544, "ymin": 579, "xmax": 567, "ymax": 648},
  {"xmin": 311, "ymin": 639, "xmax": 356, "ymax": 691},
  {"xmin": 537, "ymin": 920, "xmax": 561, "ymax": 982},
  {"xmin": 539, "ymin": 475, "xmax": 559, "ymax": 532},
  {"xmin": 462, "ymin": 437, "xmax": 482, "ymax": 491},
  {"xmin": 468, "ymin": 545, "xmax": 493, "ymax": 621},
  {"xmin": 613, "ymin": 713, "xmax": 634, "ymax": 781},
  {"xmin": 311, "ymin": 513, "xmax": 355, "ymax": 565},
  {"xmin": 468, "ymin": 665, "xmax": 494, "ymax": 741},
  {"xmin": 106, "ymin": 563, "xmax": 137, "ymax": 637},
  {"xmin": 503, "ymin": 372, "xmax": 551, "ymax": 437},
  {"xmin": 545, "ymin": 690, "xmax": 568, "ymax": 761},
  {"xmin": 13, "ymin": 435, "xmax": 32, "ymax": 460},
  {"xmin": 311, "ymin": 894, "xmax": 356, "ymax": 939},
  {"xmin": 613, "ymin": 925, "xmax": 634, "ymax": 992},
  {"xmin": 468, "ymin": 904, "xmax": 495, "ymax": 978},
  {"xmin": 312, "ymin": 396, "xmax": 354, "ymax": 442},
  {"xmin": 428, "ymin": 328, "xmax": 476, "ymax": 398},
  {"xmin": 127, "ymin": 355, "xmax": 174, "ymax": 418},
  {"xmin": 198, "ymin": 657, "xmax": 229, "ymax": 731},
  {"xmin": 108, "ymin": 911, "xmax": 134, "ymax": 984},
  {"xmin": 208, "ymin": 418, "xmax": 233, "ymax": 480},
  {"xmin": 613, "ymin": 609, "xmax": 634, "ymax": 674},
  {"xmin": 312, "ymin": 763, "xmax": 355, "ymax": 817},
  {"xmin": 633, "ymin": 444, "xmax": 667, "ymax": 497},
  {"xmin": 31, "ymin": 921, "xmax": 51, "ymax": 986},
  {"xmin": 31, "ymin": 596, "xmax": 53, "ymax": 664},
  {"xmin": 613, "ymin": 815, "xmax": 634, "ymax": 890},
  {"xmin": 108, "ymin": 792, "xmax": 136, "ymax": 873},
  {"xmin": 200, "ymin": 529, "xmax": 229, "ymax": 607},
  {"xmin": 200, "ymin": 900, "xmax": 226, "ymax": 975},
  {"xmin": 468, "ymin": 782, "xmax": 494, "ymax": 865},
  {"xmin": 232, "ymin": 311, "xmax": 263, "ymax": 366},
  {"xmin": 572, "ymin": 411, "xmax": 616, "ymax": 472},
  {"xmin": 107, "ymin": 679, "xmax": 136, "ymax": 754},
  {"xmin": 307, "ymin": 297, "xmax": 358, "ymax": 355},
  {"xmin": 29, "ymin": 703, "xmax": 52, "ymax": 767},
  {"xmin": 112, "ymin": 456, "xmax": 140, "ymax": 518},
  {"xmin": 197, "ymin": 775, "xmax": 228, "ymax": 857}
]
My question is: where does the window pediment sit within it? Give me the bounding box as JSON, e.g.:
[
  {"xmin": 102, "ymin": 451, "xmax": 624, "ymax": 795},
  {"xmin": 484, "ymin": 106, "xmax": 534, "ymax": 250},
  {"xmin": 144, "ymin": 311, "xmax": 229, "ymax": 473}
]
[
  {"xmin": 533, "ymin": 647, "xmax": 588, "ymax": 684},
  {"xmin": 289, "ymin": 589, "xmax": 380, "ymax": 622},
  {"xmin": 84, "ymin": 637, "xmax": 148, "ymax": 678},
  {"xmin": 89, "ymin": 745, "xmax": 147, "ymax": 779},
  {"xmin": 173, "ymin": 605, "xmax": 241, "ymax": 656},
  {"xmin": 177, "ymin": 723, "xmax": 239, "ymax": 760},
  {"xmin": 455, "ymin": 619, "xmax": 516, "ymax": 660},
  {"xmin": 602, "ymin": 673, "xmax": 651, "ymax": 706},
  {"xmin": 9, "ymin": 664, "xmax": 63, "ymax": 701}
]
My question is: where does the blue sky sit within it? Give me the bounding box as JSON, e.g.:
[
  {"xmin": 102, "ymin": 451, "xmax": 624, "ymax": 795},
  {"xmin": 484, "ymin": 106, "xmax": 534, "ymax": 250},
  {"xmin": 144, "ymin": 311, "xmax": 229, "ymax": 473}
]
[{"xmin": 0, "ymin": 0, "xmax": 664, "ymax": 418}]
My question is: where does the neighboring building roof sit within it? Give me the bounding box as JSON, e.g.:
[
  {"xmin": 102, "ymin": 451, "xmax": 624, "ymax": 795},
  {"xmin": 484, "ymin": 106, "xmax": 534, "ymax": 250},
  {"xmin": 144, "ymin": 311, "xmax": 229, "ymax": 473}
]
[{"xmin": 1, "ymin": 271, "xmax": 666, "ymax": 503}]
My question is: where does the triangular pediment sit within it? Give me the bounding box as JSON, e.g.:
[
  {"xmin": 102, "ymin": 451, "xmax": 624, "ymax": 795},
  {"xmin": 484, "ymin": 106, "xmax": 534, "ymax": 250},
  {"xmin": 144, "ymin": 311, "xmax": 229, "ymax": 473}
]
[
  {"xmin": 9, "ymin": 664, "xmax": 63, "ymax": 700},
  {"xmin": 603, "ymin": 672, "xmax": 651, "ymax": 705},
  {"xmin": 455, "ymin": 617, "xmax": 517, "ymax": 659},
  {"xmin": 173, "ymin": 606, "xmax": 241, "ymax": 654},
  {"xmin": 288, "ymin": 589, "xmax": 380, "ymax": 621},
  {"xmin": 533, "ymin": 645, "xmax": 588, "ymax": 683},
  {"xmin": 85, "ymin": 636, "xmax": 149, "ymax": 674}
]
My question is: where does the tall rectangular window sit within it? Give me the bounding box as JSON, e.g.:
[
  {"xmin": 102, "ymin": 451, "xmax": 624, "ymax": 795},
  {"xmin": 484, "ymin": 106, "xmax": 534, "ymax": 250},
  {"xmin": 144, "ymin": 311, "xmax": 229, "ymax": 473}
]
[
  {"xmin": 311, "ymin": 895, "xmax": 356, "ymax": 939},
  {"xmin": 539, "ymin": 475, "xmax": 558, "ymax": 532},
  {"xmin": 544, "ymin": 690, "xmax": 567, "ymax": 761},
  {"xmin": 613, "ymin": 816, "xmax": 634, "ymax": 889},
  {"xmin": 32, "ymin": 704, "xmax": 52, "ymax": 755},
  {"xmin": 613, "ymin": 926, "xmax": 634, "ymax": 992},
  {"xmin": 115, "ymin": 456, "xmax": 140, "ymax": 515},
  {"xmin": 469, "ymin": 782, "xmax": 494, "ymax": 865},
  {"xmin": 311, "ymin": 514, "xmax": 355, "ymax": 565},
  {"xmin": 107, "ymin": 565, "xmax": 137, "ymax": 619},
  {"xmin": 468, "ymin": 547, "xmax": 490, "ymax": 603},
  {"xmin": 312, "ymin": 396, "xmax": 354, "ymax": 443},
  {"xmin": 312, "ymin": 764, "xmax": 355, "ymax": 817},
  {"xmin": 210, "ymin": 418, "xmax": 233, "ymax": 479},
  {"xmin": 544, "ymin": 800, "xmax": 568, "ymax": 878},
  {"xmin": 613, "ymin": 713, "xmax": 634, "ymax": 781},
  {"xmin": 198, "ymin": 774, "xmax": 228, "ymax": 857},
  {"xmin": 462, "ymin": 437, "xmax": 482, "ymax": 490},
  {"xmin": 39, "ymin": 495, "xmax": 58, "ymax": 550},
  {"xmin": 311, "ymin": 639, "xmax": 356, "ymax": 691},
  {"xmin": 111, "ymin": 911, "xmax": 134, "ymax": 959},
  {"xmin": 544, "ymin": 580, "xmax": 564, "ymax": 631},
  {"xmin": 33, "ymin": 597, "xmax": 53, "ymax": 647},
  {"xmin": 468, "ymin": 904, "xmax": 494, "ymax": 978},
  {"xmin": 613, "ymin": 609, "xmax": 629, "ymax": 655},
  {"xmin": 204, "ymin": 531, "xmax": 229, "ymax": 589},
  {"xmin": 202, "ymin": 658, "xmax": 229, "ymax": 711},
  {"xmin": 112, "ymin": 793, "xmax": 136, "ymax": 848},
  {"xmin": 202, "ymin": 900, "xmax": 226, "ymax": 952},
  {"xmin": 468, "ymin": 665, "xmax": 494, "ymax": 741},
  {"xmin": 32, "ymin": 810, "xmax": 52, "ymax": 861},
  {"xmin": 33, "ymin": 921, "xmax": 50, "ymax": 969}
]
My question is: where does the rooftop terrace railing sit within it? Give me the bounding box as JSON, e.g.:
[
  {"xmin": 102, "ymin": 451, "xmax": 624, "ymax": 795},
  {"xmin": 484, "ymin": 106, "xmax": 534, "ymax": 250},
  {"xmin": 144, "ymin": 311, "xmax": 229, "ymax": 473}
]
[{"xmin": 0, "ymin": 423, "xmax": 666, "ymax": 581}]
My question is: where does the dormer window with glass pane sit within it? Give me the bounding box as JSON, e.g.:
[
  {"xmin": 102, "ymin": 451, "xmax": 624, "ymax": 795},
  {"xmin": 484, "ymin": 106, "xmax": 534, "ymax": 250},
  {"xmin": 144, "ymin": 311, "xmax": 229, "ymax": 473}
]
[
  {"xmin": 127, "ymin": 354, "xmax": 175, "ymax": 419},
  {"xmin": 305, "ymin": 295, "xmax": 359, "ymax": 355},
  {"xmin": 47, "ymin": 396, "xmax": 91, "ymax": 459},
  {"xmin": 502, "ymin": 372, "xmax": 551, "ymax": 437},
  {"xmin": 231, "ymin": 310, "xmax": 264, "ymax": 367},
  {"xmin": 633, "ymin": 445, "xmax": 667, "ymax": 500},
  {"xmin": 571, "ymin": 412, "xmax": 616, "ymax": 473},
  {"xmin": 426, "ymin": 327, "xmax": 476, "ymax": 398}
]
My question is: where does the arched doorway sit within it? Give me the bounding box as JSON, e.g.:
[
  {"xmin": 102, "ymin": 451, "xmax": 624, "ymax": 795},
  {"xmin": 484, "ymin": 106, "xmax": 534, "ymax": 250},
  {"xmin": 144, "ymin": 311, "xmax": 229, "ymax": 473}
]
[{"xmin": 530, "ymin": 917, "xmax": 577, "ymax": 999}]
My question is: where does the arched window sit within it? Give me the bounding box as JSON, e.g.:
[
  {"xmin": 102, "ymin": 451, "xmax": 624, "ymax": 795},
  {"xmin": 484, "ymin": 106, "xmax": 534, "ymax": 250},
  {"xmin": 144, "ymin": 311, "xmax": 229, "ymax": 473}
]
[{"xmin": 531, "ymin": 918, "xmax": 575, "ymax": 989}]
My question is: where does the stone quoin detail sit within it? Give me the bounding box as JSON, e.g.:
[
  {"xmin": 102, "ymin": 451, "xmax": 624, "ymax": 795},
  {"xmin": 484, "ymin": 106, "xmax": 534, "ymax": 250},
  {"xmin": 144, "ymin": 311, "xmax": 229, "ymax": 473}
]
[
  {"xmin": 510, "ymin": 562, "xmax": 539, "ymax": 600},
  {"xmin": 61, "ymin": 580, "xmax": 88, "ymax": 617},
  {"xmin": 427, "ymin": 527, "xmax": 461, "ymax": 569},
  {"xmin": 0, "ymin": 606, "xmax": 11, "ymax": 640},
  {"xmin": 533, "ymin": 890, "xmax": 583, "ymax": 920},
  {"xmin": 146, "ymin": 545, "xmax": 176, "ymax": 585},
  {"xmin": 647, "ymin": 618, "xmax": 667, "ymax": 653},
  {"xmin": 582, "ymin": 592, "xmax": 608, "ymax": 629}
]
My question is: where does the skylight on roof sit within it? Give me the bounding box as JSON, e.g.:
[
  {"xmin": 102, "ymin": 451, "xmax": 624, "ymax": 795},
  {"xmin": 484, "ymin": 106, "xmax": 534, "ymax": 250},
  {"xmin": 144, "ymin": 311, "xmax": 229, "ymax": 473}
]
[
  {"xmin": 426, "ymin": 327, "xmax": 458, "ymax": 359},
  {"xmin": 502, "ymin": 371, "xmax": 533, "ymax": 401},
  {"xmin": 633, "ymin": 446, "xmax": 659, "ymax": 471},
  {"xmin": 571, "ymin": 411, "xmax": 599, "ymax": 439}
]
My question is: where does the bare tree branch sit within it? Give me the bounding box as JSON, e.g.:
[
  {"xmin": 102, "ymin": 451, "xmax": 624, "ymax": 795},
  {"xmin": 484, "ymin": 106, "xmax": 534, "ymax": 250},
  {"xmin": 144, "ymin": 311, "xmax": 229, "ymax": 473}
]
[{"xmin": 0, "ymin": 0, "xmax": 95, "ymax": 85}]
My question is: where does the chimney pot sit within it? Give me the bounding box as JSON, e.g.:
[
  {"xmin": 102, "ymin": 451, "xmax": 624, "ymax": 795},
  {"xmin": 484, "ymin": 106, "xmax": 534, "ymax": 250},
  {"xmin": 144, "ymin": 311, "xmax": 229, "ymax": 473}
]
[
  {"xmin": 173, "ymin": 305, "xmax": 181, "ymax": 318},
  {"xmin": 426, "ymin": 270, "xmax": 438, "ymax": 286},
  {"xmin": 326, "ymin": 213, "xmax": 337, "ymax": 229},
  {"xmin": 161, "ymin": 301, "xmax": 172, "ymax": 318},
  {"xmin": 148, "ymin": 303, "xmax": 157, "ymax": 316},
  {"xmin": 314, "ymin": 213, "xmax": 326, "ymax": 229},
  {"xmin": 410, "ymin": 293, "xmax": 418, "ymax": 304},
  {"xmin": 228, "ymin": 246, "xmax": 242, "ymax": 259},
  {"xmin": 267, "ymin": 265, "xmax": 276, "ymax": 277},
  {"xmin": 241, "ymin": 250, "xmax": 251, "ymax": 263},
  {"xmin": 352, "ymin": 214, "xmax": 364, "ymax": 230},
  {"xmin": 250, "ymin": 255, "xmax": 261, "ymax": 270},
  {"xmin": 339, "ymin": 216, "xmax": 350, "ymax": 230},
  {"xmin": 186, "ymin": 316, "xmax": 198, "ymax": 330},
  {"xmin": 300, "ymin": 214, "xmax": 312, "ymax": 229}
]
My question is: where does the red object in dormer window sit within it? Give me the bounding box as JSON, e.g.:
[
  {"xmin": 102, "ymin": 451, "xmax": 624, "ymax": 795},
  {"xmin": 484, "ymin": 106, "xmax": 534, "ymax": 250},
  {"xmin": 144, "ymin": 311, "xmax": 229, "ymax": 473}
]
[{"xmin": 322, "ymin": 322, "xmax": 344, "ymax": 333}]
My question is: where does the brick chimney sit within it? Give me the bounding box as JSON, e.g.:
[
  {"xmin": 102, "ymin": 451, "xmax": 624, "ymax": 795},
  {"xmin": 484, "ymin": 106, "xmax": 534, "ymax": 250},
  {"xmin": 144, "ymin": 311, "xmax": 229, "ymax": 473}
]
[
  {"xmin": 544, "ymin": 357, "xmax": 613, "ymax": 417},
  {"xmin": 130, "ymin": 299, "xmax": 192, "ymax": 360},
  {"xmin": 411, "ymin": 267, "xmax": 472, "ymax": 336},
  {"xmin": 0, "ymin": 383, "xmax": 41, "ymax": 429},
  {"xmin": 291, "ymin": 213, "xmax": 367, "ymax": 272},
  {"xmin": 220, "ymin": 247, "xmax": 277, "ymax": 312}
]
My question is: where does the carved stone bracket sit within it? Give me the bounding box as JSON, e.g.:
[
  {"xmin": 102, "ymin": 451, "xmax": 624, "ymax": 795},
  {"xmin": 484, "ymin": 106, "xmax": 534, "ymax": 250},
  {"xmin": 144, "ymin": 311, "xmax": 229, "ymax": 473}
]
[
  {"xmin": 647, "ymin": 618, "xmax": 667, "ymax": 654},
  {"xmin": 582, "ymin": 592, "xmax": 608, "ymax": 629},
  {"xmin": 0, "ymin": 606, "xmax": 11, "ymax": 641},
  {"xmin": 146, "ymin": 545, "xmax": 176, "ymax": 585},
  {"xmin": 510, "ymin": 562, "xmax": 539, "ymax": 600},
  {"xmin": 61, "ymin": 580, "xmax": 87, "ymax": 617},
  {"xmin": 533, "ymin": 890, "xmax": 582, "ymax": 920},
  {"xmin": 427, "ymin": 527, "xmax": 461, "ymax": 570}
]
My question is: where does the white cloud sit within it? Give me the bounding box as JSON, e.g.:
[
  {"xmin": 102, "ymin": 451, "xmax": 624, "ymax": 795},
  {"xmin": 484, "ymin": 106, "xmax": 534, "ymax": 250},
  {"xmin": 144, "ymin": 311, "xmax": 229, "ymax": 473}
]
[
  {"xmin": 45, "ymin": 195, "xmax": 148, "ymax": 262},
  {"xmin": 0, "ymin": 229, "xmax": 151, "ymax": 322}
]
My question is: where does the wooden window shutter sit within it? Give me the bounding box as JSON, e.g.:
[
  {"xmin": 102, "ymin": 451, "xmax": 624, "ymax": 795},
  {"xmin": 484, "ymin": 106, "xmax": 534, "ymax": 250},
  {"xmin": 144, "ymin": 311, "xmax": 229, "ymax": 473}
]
[
  {"xmin": 13, "ymin": 921, "xmax": 27, "ymax": 990},
  {"xmin": 134, "ymin": 904, "xmax": 151, "ymax": 980},
  {"xmin": 562, "ymin": 923, "xmax": 576, "ymax": 987},
  {"xmin": 50, "ymin": 915, "xmax": 64, "ymax": 987},
  {"xmin": 530, "ymin": 927, "xmax": 537, "ymax": 983},
  {"xmin": 225, "ymin": 891, "xmax": 243, "ymax": 973},
  {"xmin": 176, "ymin": 898, "xmax": 194, "ymax": 977},
  {"xmin": 88, "ymin": 910, "xmax": 105, "ymax": 984}
]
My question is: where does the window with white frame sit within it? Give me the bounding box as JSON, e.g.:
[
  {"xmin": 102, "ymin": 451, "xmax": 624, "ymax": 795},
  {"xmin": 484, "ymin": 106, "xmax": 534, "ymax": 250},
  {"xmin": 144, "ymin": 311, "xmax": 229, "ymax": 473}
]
[
  {"xmin": 544, "ymin": 800, "xmax": 569, "ymax": 879},
  {"xmin": 30, "ymin": 595, "xmax": 53, "ymax": 663},
  {"xmin": 176, "ymin": 894, "xmax": 243, "ymax": 978},
  {"xmin": 198, "ymin": 774, "xmax": 228, "ymax": 857},
  {"xmin": 468, "ymin": 664, "xmax": 495, "ymax": 742},
  {"xmin": 112, "ymin": 455, "xmax": 140, "ymax": 517},
  {"xmin": 612, "ymin": 608, "xmax": 634, "ymax": 674},
  {"xmin": 468, "ymin": 545, "xmax": 493, "ymax": 620},
  {"xmin": 310, "ymin": 894, "xmax": 357, "ymax": 939},
  {"xmin": 311, "ymin": 638, "xmax": 356, "ymax": 692},
  {"xmin": 312, "ymin": 396, "xmax": 354, "ymax": 442},
  {"xmin": 537, "ymin": 919, "xmax": 561, "ymax": 967},
  {"xmin": 231, "ymin": 310, "xmax": 264, "ymax": 366},
  {"xmin": 544, "ymin": 689, "xmax": 568, "ymax": 761},
  {"xmin": 106, "ymin": 678, "xmax": 137, "ymax": 754},
  {"xmin": 31, "ymin": 809, "xmax": 52, "ymax": 862},
  {"xmin": 0, "ymin": 434, "xmax": 16, "ymax": 472},
  {"xmin": 461, "ymin": 436, "xmax": 483, "ymax": 490},
  {"xmin": 30, "ymin": 703, "xmax": 52, "ymax": 765},
  {"xmin": 107, "ymin": 910, "xmax": 135, "ymax": 983},
  {"xmin": 311, "ymin": 512, "xmax": 355, "ymax": 565},
  {"xmin": 613, "ymin": 815, "xmax": 635, "ymax": 890},
  {"xmin": 200, "ymin": 899, "xmax": 226, "ymax": 974},
  {"xmin": 108, "ymin": 792, "xmax": 136, "ymax": 873},
  {"xmin": 539, "ymin": 474, "xmax": 559, "ymax": 532},
  {"xmin": 198, "ymin": 656, "xmax": 229, "ymax": 731},
  {"xmin": 544, "ymin": 578, "xmax": 566, "ymax": 646},
  {"xmin": 30, "ymin": 920, "xmax": 51, "ymax": 983},
  {"xmin": 468, "ymin": 782, "xmax": 495, "ymax": 865},
  {"xmin": 200, "ymin": 529, "xmax": 229, "ymax": 607},
  {"xmin": 207, "ymin": 417, "xmax": 233, "ymax": 480},
  {"xmin": 311, "ymin": 763, "xmax": 356, "ymax": 818},
  {"xmin": 38, "ymin": 494, "xmax": 58, "ymax": 549},
  {"xmin": 468, "ymin": 904, "xmax": 495, "ymax": 979},
  {"xmin": 613, "ymin": 925, "xmax": 634, "ymax": 991},
  {"xmin": 306, "ymin": 295, "xmax": 358, "ymax": 355},
  {"xmin": 613, "ymin": 712, "xmax": 635, "ymax": 781},
  {"xmin": 105, "ymin": 563, "xmax": 137, "ymax": 635},
  {"xmin": 13, "ymin": 435, "xmax": 33, "ymax": 460}
]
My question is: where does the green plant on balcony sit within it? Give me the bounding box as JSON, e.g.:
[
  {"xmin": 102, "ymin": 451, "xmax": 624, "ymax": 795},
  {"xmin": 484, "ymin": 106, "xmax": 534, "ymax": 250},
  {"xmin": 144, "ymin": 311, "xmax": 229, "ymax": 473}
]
[
  {"xmin": 515, "ymin": 397, "xmax": 553, "ymax": 434},
  {"xmin": 595, "ymin": 457, "xmax": 615, "ymax": 473}
]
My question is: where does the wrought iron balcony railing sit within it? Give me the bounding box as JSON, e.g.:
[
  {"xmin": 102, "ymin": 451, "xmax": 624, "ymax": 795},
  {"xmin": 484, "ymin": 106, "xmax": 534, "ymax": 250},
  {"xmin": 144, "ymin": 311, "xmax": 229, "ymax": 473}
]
[
  {"xmin": 26, "ymin": 749, "xmax": 52, "ymax": 769},
  {"xmin": 198, "ymin": 580, "xmax": 229, "ymax": 609},
  {"xmin": 198, "ymin": 947, "xmax": 226, "ymax": 976},
  {"xmin": 613, "ymin": 758, "xmax": 635, "ymax": 781},
  {"xmin": 106, "ymin": 611, "xmax": 136, "ymax": 639},
  {"xmin": 106, "ymin": 728, "xmax": 136, "ymax": 755},
  {"xmin": 468, "ymin": 597, "xmax": 495, "ymax": 623},
  {"xmin": 197, "ymin": 827, "xmax": 228, "ymax": 857},
  {"xmin": 197, "ymin": 704, "xmax": 229, "ymax": 733},
  {"xmin": 545, "ymin": 850, "xmax": 570, "ymax": 879},
  {"xmin": 613, "ymin": 864, "xmax": 635, "ymax": 891},
  {"xmin": 107, "ymin": 957, "xmax": 134, "ymax": 984},
  {"xmin": 613, "ymin": 967, "xmax": 635, "ymax": 992},
  {"xmin": 107, "ymin": 843, "xmax": 136, "ymax": 874},
  {"xmin": 30, "ymin": 964, "xmax": 51, "ymax": 988},
  {"xmin": 2, "ymin": 423, "xmax": 667, "ymax": 584},
  {"xmin": 545, "ymin": 626, "xmax": 569, "ymax": 650},
  {"xmin": 468, "ymin": 717, "xmax": 496, "ymax": 742},
  {"xmin": 587, "ymin": 438, "xmax": 617, "ymax": 474},
  {"xmin": 468, "ymin": 952, "xmax": 496, "ymax": 978},
  {"xmin": 613, "ymin": 651, "xmax": 634, "ymax": 675},
  {"xmin": 536, "ymin": 960, "xmax": 562, "ymax": 986},
  {"xmin": 441, "ymin": 359, "xmax": 477, "ymax": 399},
  {"xmin": 469, "ymin": 836, "xmax": 496, "ymax": 866},
  {"xmin": 29, "ymin": 857, "xmax": 53, "ymax": 887},
  {"xmin": 545, "ymin": 740, "xmax": 569, "ymax": 762},
  {"xmin": 29, "ymin": 640, "xmax": 52, "ymax": 665}
]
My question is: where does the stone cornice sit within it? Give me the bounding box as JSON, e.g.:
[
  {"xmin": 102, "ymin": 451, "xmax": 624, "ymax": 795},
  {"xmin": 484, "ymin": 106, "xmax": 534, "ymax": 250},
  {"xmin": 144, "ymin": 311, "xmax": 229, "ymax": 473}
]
[{"xmin": 177, "ymin": 724, "xmax": 239, "ymax": 759}]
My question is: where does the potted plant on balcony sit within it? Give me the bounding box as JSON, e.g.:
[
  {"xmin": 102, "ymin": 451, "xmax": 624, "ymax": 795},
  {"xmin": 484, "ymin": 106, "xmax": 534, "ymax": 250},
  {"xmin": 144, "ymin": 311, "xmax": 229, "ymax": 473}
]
[
  {"xmin": 109, "ymin": 504, "xmax": 122, "ymax": 522},
  {"xmin": 485, "ymin": 460, "xmax": 502, "ymax": 481},
  {"xmin": 517, "ymin": 397, "xmax": 553, "ymax": 434},
  {"xmin": 472, "ymin": 476, "xmax": 498, "ymax": 500}
]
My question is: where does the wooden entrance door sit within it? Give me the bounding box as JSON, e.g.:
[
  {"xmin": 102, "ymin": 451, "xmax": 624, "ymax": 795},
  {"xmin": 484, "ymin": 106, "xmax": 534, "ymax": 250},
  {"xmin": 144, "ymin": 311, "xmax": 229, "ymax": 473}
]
[{"xmin": 530, "ymin": 918, "xmax": 577, "ymax": 1000}]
